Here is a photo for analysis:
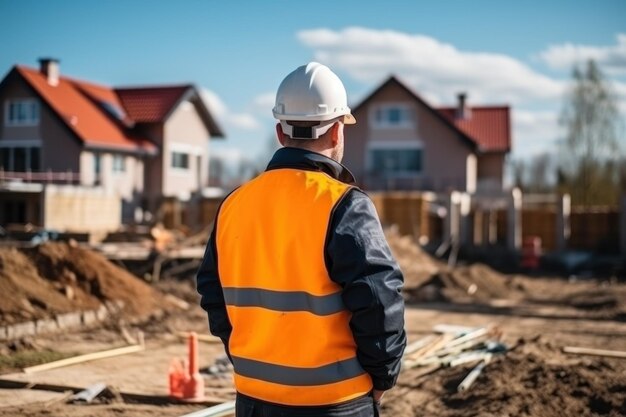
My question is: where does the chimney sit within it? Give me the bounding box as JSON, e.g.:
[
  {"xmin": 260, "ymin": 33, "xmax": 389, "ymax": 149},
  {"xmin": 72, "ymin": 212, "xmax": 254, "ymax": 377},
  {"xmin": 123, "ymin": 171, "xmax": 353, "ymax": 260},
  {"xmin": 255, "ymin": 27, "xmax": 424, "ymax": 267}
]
[
  {"xmin": 456, "ymin": 92, "xmax": 471, "ymax": 119},
  {"xmin": 38, "ymin": 58, "xmax": 60, "ymax": 86}
]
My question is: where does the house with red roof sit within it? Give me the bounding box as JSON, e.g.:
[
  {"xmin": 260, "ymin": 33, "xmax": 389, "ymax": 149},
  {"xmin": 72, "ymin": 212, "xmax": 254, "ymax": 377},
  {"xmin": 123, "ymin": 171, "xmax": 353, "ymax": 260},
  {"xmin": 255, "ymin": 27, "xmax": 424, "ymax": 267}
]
[
  {"xmin": 344, "ymin": 76, "xmax": 510, "ymax": 192},
  {"xmin": 0, "ymin": 58, "xmax": 223, "ymax": 227}
]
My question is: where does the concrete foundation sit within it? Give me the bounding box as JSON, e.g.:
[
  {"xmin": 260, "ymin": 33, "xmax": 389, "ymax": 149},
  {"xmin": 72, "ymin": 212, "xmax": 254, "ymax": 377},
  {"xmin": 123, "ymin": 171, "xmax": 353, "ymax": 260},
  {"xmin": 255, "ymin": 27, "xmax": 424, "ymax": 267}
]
[
  {"xmin": 35, "ymin": 318, "xmax": 58, "ymax": 334},
  {"xmin": 43, "ymin": 184, "xmax": 121, "ymax": 233},
  {"xmin": 1, "ymin": 307, "xmax": 114, "ymax": 341},
  {"xmin": 7, "ymin": 321, "xmax": 36, "ymax": 339}
]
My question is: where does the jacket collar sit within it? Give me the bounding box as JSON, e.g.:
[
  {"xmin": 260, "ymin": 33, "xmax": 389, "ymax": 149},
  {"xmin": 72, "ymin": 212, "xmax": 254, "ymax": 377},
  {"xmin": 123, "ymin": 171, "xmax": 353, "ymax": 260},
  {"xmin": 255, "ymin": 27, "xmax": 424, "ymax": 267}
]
[{"xmin": 266, "ymin": 147, "xmax": 356, "ymax": 185}]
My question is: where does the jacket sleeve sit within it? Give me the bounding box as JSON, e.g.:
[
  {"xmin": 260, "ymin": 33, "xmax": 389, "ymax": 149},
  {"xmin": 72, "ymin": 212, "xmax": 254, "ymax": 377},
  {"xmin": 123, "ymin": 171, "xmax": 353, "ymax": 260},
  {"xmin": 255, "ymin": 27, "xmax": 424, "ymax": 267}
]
[
  {"xmin": 196, "ymin": 223, "xmax": 232, "ymax": 360},
  {"xmin": 326, "ymin": 188, "xmax": 407, "ymax": 391}
]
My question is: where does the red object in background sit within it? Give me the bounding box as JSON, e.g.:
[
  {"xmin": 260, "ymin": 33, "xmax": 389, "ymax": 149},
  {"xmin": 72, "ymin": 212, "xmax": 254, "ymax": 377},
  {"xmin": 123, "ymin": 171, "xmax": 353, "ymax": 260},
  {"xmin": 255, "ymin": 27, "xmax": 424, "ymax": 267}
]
[
  {"xmin": 168, "ymin": 332, "xmax": 205, "ymax": 401},
  {"xmin": 521, "ymin": 236, "xmax": 542, "ymax": 270}
]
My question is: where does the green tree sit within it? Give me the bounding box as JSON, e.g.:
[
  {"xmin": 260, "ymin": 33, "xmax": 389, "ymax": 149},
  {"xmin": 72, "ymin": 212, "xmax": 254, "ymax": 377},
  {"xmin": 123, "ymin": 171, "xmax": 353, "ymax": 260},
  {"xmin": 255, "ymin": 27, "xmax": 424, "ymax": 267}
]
[{"xmin": 559, "ymin": 59, "xmax": 622, "ymax": 206}]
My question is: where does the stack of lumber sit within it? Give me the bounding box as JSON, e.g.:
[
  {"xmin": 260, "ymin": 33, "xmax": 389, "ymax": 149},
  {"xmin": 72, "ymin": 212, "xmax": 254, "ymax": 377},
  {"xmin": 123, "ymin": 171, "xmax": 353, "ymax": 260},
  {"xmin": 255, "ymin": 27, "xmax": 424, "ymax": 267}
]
[{"xmin": 402, "ymin": 324, "xmax": 506, "ymax": 392}]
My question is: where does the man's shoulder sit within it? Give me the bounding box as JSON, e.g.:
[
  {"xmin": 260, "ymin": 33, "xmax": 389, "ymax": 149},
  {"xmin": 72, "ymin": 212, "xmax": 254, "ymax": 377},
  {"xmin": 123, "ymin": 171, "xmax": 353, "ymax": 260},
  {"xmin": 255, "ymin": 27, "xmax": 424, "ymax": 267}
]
[{"xmin": 339, "ymin": 187, "xmax": 374, "ymax": 207}]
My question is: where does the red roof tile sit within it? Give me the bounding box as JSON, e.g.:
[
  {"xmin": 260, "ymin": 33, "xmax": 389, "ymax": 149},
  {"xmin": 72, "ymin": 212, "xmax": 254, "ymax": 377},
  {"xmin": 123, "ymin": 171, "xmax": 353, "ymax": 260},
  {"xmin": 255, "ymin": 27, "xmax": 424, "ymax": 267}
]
[
  {"xmin": 16, "ymin": 66, "xmax": 156, "ymax": 153},
  {"xmin": 437, "ymin": 106, "xmax": 511, "ymax": 153},
  {"xmin": 115, "ymin": 86, "xmax": 191, "ymax": 123}
]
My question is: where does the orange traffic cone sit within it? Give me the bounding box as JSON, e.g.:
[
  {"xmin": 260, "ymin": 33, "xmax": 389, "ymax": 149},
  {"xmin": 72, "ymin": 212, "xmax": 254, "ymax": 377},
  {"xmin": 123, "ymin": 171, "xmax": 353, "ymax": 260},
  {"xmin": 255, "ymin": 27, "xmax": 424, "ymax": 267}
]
[
  {"xmin": 168, "ymin": 358, "xmax": 185, "ymax": 398},
  {"xmin": 168, "ymin": 332, "xmax": 205, "ymax": 401},
  {"xmin": 183, "ymin": 332, "xmax": 205, "ymax": 400}
]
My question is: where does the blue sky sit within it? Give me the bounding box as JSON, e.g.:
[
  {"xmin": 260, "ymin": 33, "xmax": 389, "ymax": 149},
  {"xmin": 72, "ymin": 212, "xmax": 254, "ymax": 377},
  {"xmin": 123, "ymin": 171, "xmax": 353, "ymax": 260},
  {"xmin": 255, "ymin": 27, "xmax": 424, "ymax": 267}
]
[{"xmin": 1, "ymin": 0, "xmax": 625, "ymax": 169}]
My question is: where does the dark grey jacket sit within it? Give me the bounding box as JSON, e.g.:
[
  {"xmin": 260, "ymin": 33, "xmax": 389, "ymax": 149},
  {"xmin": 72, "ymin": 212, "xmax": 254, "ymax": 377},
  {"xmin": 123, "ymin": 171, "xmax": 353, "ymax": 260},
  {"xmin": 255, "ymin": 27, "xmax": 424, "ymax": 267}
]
[{"xmin": 197, "ymin": 147, "xmax": 406, "ymax": 390}]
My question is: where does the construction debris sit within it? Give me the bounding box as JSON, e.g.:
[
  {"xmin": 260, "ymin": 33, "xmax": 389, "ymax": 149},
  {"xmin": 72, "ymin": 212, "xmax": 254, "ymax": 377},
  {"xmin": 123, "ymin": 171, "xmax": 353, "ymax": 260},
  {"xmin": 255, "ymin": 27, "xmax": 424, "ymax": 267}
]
[
  {"xmin": 1, "ymin": 228, "xmax": 625, "ymax": 416},
  {"xmin": 69, "ymin": 382, "xmax": 107, "ymax": 403},
  {"xmin": 402, "ymin": 324, "xmax": 505, "ymax": 373},
  {"xmin": 457, "ymin": 358, "xmax": 490, "ymax": 392}
]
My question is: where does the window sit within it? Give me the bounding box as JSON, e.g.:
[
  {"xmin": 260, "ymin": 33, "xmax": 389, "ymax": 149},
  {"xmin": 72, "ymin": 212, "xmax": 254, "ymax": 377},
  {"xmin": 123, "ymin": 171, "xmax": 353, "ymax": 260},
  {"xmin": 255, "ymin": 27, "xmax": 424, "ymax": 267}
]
[
  {"xmin": 0, "ymin": 146, "xmax": 41, "ymax": 172},
  {"xmin": 31, "ymin": 148, "xmax": 40, "ymax": 172},
  {"xmin": 14, "ymin": 147, "xmax": 26, "ymax": 172},
  {"xmin": 171, "ymin": 151, "xmax": 189, "ymax": 169},
  {"xmin": 5, "ymin": 100, "xmax": 40, "ymax": 126},
  {"xmin": 94, "ymin": 153, "xmax": 101, "ymax": 175},
  {"xmin": 370, "ymin": 148, "xmax": 423, "ymax": 174},
  {"xmin": 113, "ymin": 154, "xmax": 125, "ymax": 172},
  {"xmin": 372, "ymin": 104, "xmax": 413, "ymax": 129},
  {"xmin": 0, "ymin": 148, "xmax": 9, "ymax": 171}
]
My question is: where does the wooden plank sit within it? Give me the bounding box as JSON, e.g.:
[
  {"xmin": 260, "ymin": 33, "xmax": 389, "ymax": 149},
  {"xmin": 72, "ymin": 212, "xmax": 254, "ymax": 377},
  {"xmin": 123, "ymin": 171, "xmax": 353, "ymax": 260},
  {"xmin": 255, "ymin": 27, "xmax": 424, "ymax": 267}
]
[
  {"xmin": 419, "ymin": 333, "xmax": 456, "ymax": 359},
  {"xmin": 23, "ymin": 344, "xmax": 144, "ymax": 374},
  {"xmin": 563, "ymin": 346, "xmax": 626, "ymax": 359},
  {"xmin": 403, "ymin": 335, "xmax": 436, "ymax": 356}
]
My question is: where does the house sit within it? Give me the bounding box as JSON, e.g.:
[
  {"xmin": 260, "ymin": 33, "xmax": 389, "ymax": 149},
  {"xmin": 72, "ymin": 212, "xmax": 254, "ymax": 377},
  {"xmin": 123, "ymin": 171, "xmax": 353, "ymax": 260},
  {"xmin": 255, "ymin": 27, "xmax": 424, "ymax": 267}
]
[
  {"xmin": 344, "ymin": 76, "xmax": 511, "ymax": 193},
  {"xmin": 0, "ymin": 58, "xmax": 223, "ymax": 229}
]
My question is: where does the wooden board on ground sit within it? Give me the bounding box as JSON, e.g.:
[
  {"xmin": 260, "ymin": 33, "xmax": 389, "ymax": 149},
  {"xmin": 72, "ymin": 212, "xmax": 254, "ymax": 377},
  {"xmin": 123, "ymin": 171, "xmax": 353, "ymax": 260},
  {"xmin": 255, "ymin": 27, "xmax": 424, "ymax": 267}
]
[{"xmin": 4, "ymin": 342, "xmax": 227, "ymax": 397}]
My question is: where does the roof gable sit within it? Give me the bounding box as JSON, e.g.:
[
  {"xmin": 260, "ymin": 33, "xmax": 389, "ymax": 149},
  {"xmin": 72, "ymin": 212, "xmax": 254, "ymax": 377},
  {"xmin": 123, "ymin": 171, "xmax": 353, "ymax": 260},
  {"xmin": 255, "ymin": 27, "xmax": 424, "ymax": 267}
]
[
  {"xmin": 115, "ymin": 85, "xmax": 190, "ymax": 123},
  {"xmin": 352, "ymin": 76, "xmax": 510, "ymax": 153},
  {"xmin": 3, "ymin": 64, "xmax": 225, "ymax": 153},
  {"xmin": 13, "ymin": 66, "xmax": 156, "ymax": 153},
  {"xmin": 115, "ymin": 85, "xmax": 224, "ymax": 137}
]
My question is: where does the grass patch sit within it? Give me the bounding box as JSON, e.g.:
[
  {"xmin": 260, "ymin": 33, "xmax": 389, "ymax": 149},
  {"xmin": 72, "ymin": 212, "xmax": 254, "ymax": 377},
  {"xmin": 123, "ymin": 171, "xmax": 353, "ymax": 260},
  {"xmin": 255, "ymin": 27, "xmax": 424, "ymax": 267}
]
[{"xmin": 0, "ymin": 350, "xmax": 74, "ymax": 373}]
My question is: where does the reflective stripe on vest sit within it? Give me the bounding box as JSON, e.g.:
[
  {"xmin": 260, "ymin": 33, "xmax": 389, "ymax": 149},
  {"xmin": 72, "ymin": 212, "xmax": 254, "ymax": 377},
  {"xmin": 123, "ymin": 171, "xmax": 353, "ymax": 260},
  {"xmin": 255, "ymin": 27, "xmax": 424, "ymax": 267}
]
[
  {"xmin": 216, "ymin": 168, "xmax": 373, "ymax": 406},
  {"xmin": 222, "ymin": 287, "xmax": 344, "ymax": 316}
]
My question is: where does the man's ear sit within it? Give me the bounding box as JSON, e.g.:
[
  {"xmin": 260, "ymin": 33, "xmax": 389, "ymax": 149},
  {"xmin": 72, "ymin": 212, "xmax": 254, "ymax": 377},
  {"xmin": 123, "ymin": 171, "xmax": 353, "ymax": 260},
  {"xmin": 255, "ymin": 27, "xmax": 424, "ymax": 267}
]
[
  {"xmin": 330, "ymin": 122, "xmax": 340, "ymax": 147},
  {"xmin": 276, "ymin": 123, "xmax": 287, "ymax": 146}
]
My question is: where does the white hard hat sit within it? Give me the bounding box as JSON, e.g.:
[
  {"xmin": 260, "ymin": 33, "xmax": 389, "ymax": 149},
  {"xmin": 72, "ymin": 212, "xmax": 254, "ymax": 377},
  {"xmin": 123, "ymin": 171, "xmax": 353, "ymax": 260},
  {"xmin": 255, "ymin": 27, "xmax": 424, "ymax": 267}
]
[{"xmin": 273, "ymin": 62, "xmax": 356, "ymax": 139}]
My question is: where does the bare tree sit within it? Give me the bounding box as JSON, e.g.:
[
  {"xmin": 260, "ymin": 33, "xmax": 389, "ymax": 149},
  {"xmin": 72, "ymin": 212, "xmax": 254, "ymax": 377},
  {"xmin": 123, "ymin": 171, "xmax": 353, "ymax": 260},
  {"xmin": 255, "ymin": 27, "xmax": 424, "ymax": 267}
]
[
  {"xmin": 559, "ymin": 59, "xmax": 621, "ymax": 206},
  {"xmin": 528, "ymin": 153, "xmax": 552, "ymax": 193},
  {"xmin": 511, "ymin": 159, "xmax": 526, "ymax": 190}
]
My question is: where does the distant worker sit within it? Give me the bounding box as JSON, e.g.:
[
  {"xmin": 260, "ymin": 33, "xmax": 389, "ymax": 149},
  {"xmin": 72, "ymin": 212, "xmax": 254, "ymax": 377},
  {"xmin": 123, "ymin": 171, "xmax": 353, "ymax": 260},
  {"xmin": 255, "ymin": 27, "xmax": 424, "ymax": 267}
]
[{"xmin": 197, "ymin": 62, "xmax": 406, "ymax": 417}]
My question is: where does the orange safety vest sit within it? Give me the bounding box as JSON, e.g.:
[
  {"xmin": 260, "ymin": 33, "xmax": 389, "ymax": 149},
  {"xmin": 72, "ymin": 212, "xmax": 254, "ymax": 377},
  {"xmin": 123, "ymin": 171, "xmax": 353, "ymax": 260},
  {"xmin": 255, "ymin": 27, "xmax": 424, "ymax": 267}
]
[{"xmin": 215, "ymin": 168, "xmax": 373, "ymax": 406}]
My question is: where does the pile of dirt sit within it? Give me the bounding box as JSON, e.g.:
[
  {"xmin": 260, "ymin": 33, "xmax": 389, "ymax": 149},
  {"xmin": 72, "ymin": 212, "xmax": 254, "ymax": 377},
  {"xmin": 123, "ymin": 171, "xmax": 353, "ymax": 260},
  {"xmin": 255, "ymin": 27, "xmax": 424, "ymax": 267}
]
[
  {"xmin": 386, "ymin": 230, "xmax": 523, "ymax": 302},
  {"xmin": 386, "ymin": 230, "xmax": 626, "ymax": 315},
  {"xmin": 386, "ymin": 337, "xmax": 626, "ymax": 416},
  {"xmin": 0, "ymin": 242, "xmax": 174, "ymax": 325},
  {"xmin": 385, "ymin": 228, "xmax": 444, "ymax": 290}
]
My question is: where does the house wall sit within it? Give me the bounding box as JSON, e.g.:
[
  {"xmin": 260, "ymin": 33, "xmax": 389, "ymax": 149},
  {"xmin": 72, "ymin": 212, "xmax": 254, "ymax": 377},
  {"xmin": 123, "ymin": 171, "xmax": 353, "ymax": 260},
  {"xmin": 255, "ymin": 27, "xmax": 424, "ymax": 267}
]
[
  {"xmin": 79, "ymin": 151, "xmax": 144, "ymax": 198},
  {"xmin": 79, "ymin": 150, "xmax": 145, "ymax": 222},
  {"xmin": 162, "ymin": 99, "xmax": 210, "ymax": 200},
  {"xmin": 0, "ymin": 74, "xmax": 81, "ymax": 172},
  {"xmin": 477, "ymin": 153, "xmax": 505, "ymax": 191},
  {"xmin": 346, "ymin": 81, "xmax": 474, "ymax": 191}
]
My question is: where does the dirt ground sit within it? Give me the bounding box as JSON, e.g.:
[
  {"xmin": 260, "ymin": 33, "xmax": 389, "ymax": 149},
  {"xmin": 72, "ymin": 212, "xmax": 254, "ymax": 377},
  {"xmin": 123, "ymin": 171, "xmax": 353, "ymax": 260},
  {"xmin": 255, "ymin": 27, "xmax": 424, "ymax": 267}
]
[{"xmin": 1, "ymin": 236, "xmax": 626, "ymax": 416}]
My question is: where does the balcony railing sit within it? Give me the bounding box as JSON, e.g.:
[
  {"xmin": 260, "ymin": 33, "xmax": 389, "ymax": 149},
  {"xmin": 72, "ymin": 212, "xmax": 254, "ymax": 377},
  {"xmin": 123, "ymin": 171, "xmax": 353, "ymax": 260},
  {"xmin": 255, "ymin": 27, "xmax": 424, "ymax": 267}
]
[
  {"xmin": 363, "ymin": 173, "xmax": 466, "ymax": 192},
  {"xmin": 0, "ymin": 169, "xmax": 83, "ymax": 185}
]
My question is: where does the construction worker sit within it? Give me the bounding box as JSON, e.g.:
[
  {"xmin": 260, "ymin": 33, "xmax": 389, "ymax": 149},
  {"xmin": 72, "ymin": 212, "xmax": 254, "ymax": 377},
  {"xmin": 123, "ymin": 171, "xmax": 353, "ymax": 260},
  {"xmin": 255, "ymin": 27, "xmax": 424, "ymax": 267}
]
[{"xmin": 197, "ymin": 62, "xmax": 406, "ymax": 417}]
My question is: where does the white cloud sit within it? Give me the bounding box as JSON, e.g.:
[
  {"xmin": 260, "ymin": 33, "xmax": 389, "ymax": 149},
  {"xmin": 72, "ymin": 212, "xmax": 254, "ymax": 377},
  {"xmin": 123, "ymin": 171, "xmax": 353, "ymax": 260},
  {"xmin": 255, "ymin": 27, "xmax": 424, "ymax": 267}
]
[
  {"xmin": 200, "ymin": 89, "xmax": 261, "ymax": 131},
  {"xmin": 539, "ymin": 33, "xmax": 626, "ymax": 74},
  {"xmin": 297, "ymin": 27, "xmax": 565, "ymax": 105},
  {"xmin": 512, "ymin": 109, "xmax": 562, "ymax": 158},
  {"xmin": 296, "ymin": 27, "xmax": 626, "ymax": 160},
  {"xmin": 253, "ymin": 92, "xmax": 276, "ymax": 111},
  {"xmin": 211, "ymin": 146, "xmax": 242, "ymax": 163}
]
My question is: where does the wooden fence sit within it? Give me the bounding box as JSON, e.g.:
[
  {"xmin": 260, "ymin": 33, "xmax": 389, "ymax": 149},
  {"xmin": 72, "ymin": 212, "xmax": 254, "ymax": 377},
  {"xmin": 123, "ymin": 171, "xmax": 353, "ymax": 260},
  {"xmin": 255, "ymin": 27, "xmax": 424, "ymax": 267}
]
[
  {"xmin": 181, "ymin": 190, "xmax": 624, "ymax": 255},
  {"xmin": 569, "ymin": 208, "xmax": 620, "ymax": 251}
]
